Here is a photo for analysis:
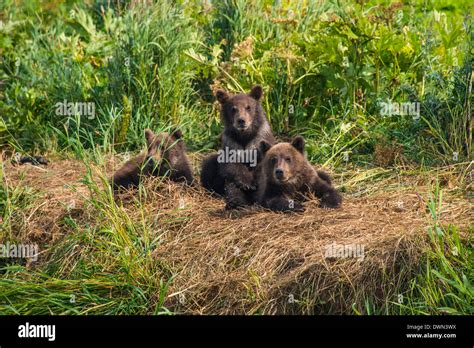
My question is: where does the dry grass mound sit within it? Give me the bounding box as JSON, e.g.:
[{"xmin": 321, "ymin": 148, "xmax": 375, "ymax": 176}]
[{"xmin": 3, "ymin": 155, "xmax": 472, "ymax": 314}]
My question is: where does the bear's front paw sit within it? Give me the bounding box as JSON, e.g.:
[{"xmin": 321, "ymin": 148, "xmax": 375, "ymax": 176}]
[
  {"xmin": 269, "ymin": 198, "xmax": 305, "ymax": 213},
  {"xmin": 290, "ymin": 200, "xmax": 305, "ymax": 212},
  {"xmin": 235, "ymin": 178, "xmax": 256, "ymax": 191},
  {"xmin": 320, "ymin": 191, "xmax": 342, "ymax": 209},
  {"xmin": 225, "ymin": 201, "xmax": 238, "ymax": 210},
  {"xmin": 225, "ymin": 200, "xmax": 248, "ymax": 210},
  {"xmin": 224, "ymin": 187, "xmax": 250, "ymax": 210}
]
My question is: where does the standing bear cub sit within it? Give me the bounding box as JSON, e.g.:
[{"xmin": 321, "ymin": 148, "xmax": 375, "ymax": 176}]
[
  {"xmin": 200, "ymin": 85, "xmax": 275, "ymax": 209},
  {"xmin": 110, "ymin": 128, "xmax": 193, "ymax": 191},
  {"xmin": 257, "ymin": 136, "xmax": 342, "ymax": 212}
]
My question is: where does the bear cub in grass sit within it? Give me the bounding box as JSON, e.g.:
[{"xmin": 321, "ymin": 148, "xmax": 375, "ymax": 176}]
[
  {"xmin": 110, "ymin": 128, "xmax": 193, "ymax": 191},
  {"xmin": 200, "ymin": 85, "xmax": 275, "ymax": 209},
  {"xmin": 257, "ymin": 136, "xmax": 342, "ymax": 212}
]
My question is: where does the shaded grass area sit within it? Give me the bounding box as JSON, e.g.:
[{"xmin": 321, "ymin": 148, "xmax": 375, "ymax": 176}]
[{"xmin": 0, "ymin": 154, "xmax": 471, "ymax": 315}]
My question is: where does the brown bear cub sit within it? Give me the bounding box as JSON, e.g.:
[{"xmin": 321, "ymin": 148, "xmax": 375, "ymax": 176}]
[
  {"xmin": 257, "ymin": 136, "xmax": 342, "ymax": 212},
  {"xmin": 110, "ymin": 128, "xmax": 193, "ymax": 191},
  {"xmin": 200, "ymin": 85, "xmax": 275, "ymax": 209}
]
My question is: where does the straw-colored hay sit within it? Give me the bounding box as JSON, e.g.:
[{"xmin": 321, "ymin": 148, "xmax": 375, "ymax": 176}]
[{"xmin": 3, "ymin": 156, "xmax": 472, "ymax": 314}]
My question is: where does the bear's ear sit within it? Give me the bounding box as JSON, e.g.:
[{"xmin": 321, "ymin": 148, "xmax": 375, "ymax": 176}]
[
  {"xmin": 215, "ymin": 89, "xmax": 230, "ymax": 104},
  {"xmin": 144, "ymin": 129, "xmax": 155, "ymax": 147},
  {"xmin": 291, "ymin": 136, "xmax": 305, "ymax": 154},
  {"xmin": 249, "ymin": 85, "xmax": 263, "ymax": 101},
  {"xmin": 259, "ymin": 140, "xmax": 272, "ymax": 155},
  {"xmin": 170, "ymin": 128, "xmax": 183, "ymax": 140}
]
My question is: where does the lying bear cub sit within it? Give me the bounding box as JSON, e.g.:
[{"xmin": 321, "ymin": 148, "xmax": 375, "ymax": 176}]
[
  {"xmin": 256, "ymin": 136, "xmax": 342, "ymax": 212},
  {"xmin": 110, "ymin": 128, "xmax": 193, "ymax": 191}
]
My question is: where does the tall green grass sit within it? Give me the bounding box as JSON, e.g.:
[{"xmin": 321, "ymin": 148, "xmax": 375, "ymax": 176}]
[
  {"xmin": 0, "ymin": 154, "xmax": 173, "ymax": 315},
  {"xmin": 1, "ymin": 0, "xmax": 471, "ymax": 163},
  {"xmin": 393, "ymin": 182, "xmax": 473, "ymax": 315},
  {"xmin": 355, "ymin": 181, "xmax": 473, "ymax": 315}
]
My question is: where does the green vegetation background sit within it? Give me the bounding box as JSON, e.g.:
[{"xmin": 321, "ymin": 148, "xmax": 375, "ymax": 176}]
[
  {"xmin": 1, "ymin": 0, "xmax": 472, "ymax": 165},
  {"xmin": 0, "ymin": 0, "xmax": 472, "ymax": 315}
]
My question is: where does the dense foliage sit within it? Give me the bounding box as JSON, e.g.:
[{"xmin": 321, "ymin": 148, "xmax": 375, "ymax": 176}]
[{"xmin": 1, "ymin": 0, "xmax": 471, "ymax": 165}]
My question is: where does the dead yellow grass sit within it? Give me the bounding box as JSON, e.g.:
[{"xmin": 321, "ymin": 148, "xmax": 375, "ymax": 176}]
[{"xmin": 3, "ymin": 155, "xmax": 472, "ymax": 314}]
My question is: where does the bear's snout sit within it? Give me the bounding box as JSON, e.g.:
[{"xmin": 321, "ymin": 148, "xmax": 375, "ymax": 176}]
[
  {"xmin": 237, "ymin": 117, "xmax": 246, "ymax": 128},
  {"xmin": 274, "ymin": 168, "xmax": 284, "ymax": 179},
  {"xmin": 233, "ymin": 113, "xmax": 251, "ymax": 131},
  {"xmin": 231, "ymin": 106, "xmax": 253, "ymax": 131}
]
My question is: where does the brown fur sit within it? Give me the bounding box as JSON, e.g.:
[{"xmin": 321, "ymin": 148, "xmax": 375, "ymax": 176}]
[
  {"xmin": 257, "ymin": 136, "xmax": 342, "ymax": 212},
  {"xmin": 200, "ymin": 86, "xmax": 275, "ymax": 209},
  {"xmin": 110, "ymin": 128, "xmax": 193, "ymax": 191}
]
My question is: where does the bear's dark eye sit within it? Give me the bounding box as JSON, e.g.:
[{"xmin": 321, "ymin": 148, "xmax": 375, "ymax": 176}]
[
  {"xmin": 231, "ymin": 106, "xmax": 238, "ymax": 113},
  {"xmin": 245, "ymin": 105, "xmax": 251, "ymax": 111},
  {"xmin": 271, "ymin": 157, "xmax": 277, "ymax": 164},
  {"xmin": 285, "ymin": 157, "xmax": 291, "ymax": 163}
]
